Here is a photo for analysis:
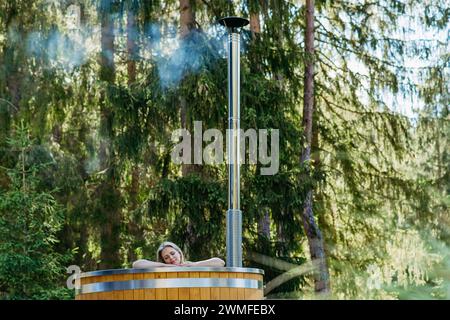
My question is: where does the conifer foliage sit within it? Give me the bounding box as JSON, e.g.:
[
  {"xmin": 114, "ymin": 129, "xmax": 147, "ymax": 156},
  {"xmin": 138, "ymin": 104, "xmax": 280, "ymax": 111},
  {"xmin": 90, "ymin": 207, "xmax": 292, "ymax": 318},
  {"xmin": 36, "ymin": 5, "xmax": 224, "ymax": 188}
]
[{"xmin": 0, "ymin": 0, "xmax": 448, "ymax": 299}]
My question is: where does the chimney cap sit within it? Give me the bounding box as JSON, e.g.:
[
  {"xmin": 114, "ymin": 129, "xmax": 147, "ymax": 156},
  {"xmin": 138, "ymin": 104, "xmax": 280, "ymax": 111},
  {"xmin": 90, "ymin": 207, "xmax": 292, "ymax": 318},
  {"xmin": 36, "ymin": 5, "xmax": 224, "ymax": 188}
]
[{"xmin": 218, "ymin": 16, "xmax": 249, "ymax": 30}]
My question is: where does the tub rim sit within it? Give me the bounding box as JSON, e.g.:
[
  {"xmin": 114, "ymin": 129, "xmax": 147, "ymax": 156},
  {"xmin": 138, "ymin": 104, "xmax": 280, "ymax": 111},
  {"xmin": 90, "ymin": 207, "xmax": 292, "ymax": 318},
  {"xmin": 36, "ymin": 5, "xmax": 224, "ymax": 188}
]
[{"xmin": 80, "ymin": 267, "xmax": 264, "ymax": 278}]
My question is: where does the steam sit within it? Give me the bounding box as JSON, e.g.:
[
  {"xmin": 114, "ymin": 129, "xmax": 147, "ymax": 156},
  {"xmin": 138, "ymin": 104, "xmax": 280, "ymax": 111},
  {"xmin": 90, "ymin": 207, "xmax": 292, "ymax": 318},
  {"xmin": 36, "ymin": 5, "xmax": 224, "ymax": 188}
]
[
  {"xmin": 143, "ymin": 23, "xmax": 228, "ymax": 88},
  {"xmin": 26, "ymin": 27, "xmax": 99, "ymax": 72},
  {"xmin": 22, "ymin": 4, "xmax": 245, "ymax": 88},
  {"xmin": 25, "ymin": 4, "xmax": 99, "ymax": 72}
]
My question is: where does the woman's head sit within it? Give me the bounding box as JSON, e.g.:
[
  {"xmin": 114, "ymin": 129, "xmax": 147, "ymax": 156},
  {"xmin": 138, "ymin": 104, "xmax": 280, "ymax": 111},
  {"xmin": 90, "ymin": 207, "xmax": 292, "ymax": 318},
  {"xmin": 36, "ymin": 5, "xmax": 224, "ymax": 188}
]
[{"xmin": 156, "ymin": 241, "xmax": 185, "ymax": 265}]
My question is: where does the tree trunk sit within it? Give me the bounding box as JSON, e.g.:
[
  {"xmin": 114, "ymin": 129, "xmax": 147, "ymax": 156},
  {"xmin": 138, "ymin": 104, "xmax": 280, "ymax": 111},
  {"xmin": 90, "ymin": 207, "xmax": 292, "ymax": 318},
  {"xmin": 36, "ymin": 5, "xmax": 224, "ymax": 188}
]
[
  {"xmin": 270, "ymin": 0, "xmax": 289, "ymax": 250},
  {"xmin": 258, "ymin": 209, "xmax": 271, "ymax": 241},
  {"xmin": 180, "ymin": 0, "xmax": 197, "ymax": 177},
  {"xmin": 1, "ymin": 7, "xmax": 22, "ymax": 145},
  {"xmin": 435, "ymin": 116, "xmax": 442, "ymax": 182},
  {"xmin": 126, "ymin": 0, "xmax": 144, "ymax": 264},
  {"xmin": 98, "ymin": 0, "xmax": 121, "ymax": 269},
  {"xmin": 273, "ymin": 0, "xmax": 284, "ymax": 85},
  {"xmin": 301, "ymin": 0, "xmax": 330, "ymax": 294},
  {"xmin": 276, "ymin": 216, "xmax": 288, "ymax": 255},
  {"xmin": 249, "ymin": 0, "xmax": 261, "ymax": 39},
  {"xmin": 126, "ymin": 0, "xmax": 139, "ymax": 209},
  {"xmin": 127, "ymin": 1, "xmax": 137, "ymax": 86},
  {"xmin": 249, "ymin": 1, "xmax": 263, "ymax": 73},
  {"xmin": 180, "ymin": 0, "xmax": 196, "ymax": 38},
  {"xmin": 249, "ymin": 5, "xmax": 271, "ymax": 244},
  {"xmin": 179, "ymin": 0, "xmax": 199, "ymax": 253}
]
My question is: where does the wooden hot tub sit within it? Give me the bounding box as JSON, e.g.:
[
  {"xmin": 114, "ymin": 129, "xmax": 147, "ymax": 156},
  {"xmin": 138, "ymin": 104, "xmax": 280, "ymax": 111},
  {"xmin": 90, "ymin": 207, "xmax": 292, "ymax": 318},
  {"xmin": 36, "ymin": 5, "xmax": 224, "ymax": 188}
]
[{"xmin": 75, "ymin": 267, "xmax": 264, "ymax": 300}]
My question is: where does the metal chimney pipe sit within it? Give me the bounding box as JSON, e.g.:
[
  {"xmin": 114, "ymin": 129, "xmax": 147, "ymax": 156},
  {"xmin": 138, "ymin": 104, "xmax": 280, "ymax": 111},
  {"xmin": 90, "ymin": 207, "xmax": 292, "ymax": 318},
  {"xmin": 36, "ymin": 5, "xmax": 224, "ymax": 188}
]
[{"xmin": 218, "ymin": 16, "xmax": 249, "ymax": 268}]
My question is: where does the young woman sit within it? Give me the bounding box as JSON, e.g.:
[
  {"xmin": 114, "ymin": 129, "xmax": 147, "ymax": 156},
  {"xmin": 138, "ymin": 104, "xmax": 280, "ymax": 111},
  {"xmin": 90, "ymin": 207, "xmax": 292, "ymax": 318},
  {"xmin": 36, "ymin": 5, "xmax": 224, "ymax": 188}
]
[{"xmin": 132, "ymin": 241, "xmax": 225, "ymax": 268}]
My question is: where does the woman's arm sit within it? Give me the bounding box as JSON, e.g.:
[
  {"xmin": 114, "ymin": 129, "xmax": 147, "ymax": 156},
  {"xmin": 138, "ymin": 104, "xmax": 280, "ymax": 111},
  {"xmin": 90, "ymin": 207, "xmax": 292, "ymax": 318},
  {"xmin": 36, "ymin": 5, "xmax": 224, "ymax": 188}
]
[
  {"xmin": 132, "ymin": 259, "xmax": 176, "ymax": 268},
  {"xmin": 183, "ymin": 258, "xmax": 225, "ymax": 267}
]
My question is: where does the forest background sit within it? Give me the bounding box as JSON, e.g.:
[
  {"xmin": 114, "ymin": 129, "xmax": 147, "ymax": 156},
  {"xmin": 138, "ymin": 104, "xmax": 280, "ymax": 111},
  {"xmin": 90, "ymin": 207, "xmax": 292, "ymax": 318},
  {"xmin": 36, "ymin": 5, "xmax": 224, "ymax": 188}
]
[{"xmin": 0, "ymin": 0, "xmax": 448, "ymax": 300}]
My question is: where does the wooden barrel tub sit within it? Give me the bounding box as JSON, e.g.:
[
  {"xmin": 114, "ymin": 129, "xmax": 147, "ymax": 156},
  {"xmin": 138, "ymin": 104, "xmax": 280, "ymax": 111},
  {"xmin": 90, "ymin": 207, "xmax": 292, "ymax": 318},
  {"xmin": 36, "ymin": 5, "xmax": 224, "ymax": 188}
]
[{"xmin": 75, "ymin": 267, "xmax": 264, "ymax": 300}]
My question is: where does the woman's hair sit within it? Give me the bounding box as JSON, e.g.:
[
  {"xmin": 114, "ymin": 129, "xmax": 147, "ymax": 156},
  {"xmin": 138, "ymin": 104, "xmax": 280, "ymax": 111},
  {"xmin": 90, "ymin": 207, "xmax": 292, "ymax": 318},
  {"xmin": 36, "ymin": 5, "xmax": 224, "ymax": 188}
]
[{"xmin": 156, "ymin": 241, "xmax": 185, "ymax": 264}]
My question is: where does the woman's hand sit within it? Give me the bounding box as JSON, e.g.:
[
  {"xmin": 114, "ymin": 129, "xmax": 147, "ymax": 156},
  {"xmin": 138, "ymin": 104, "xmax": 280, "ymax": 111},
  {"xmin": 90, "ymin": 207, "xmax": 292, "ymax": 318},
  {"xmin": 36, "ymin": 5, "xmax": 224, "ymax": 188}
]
[
  {"xmin": 177, "ymin": 259, "xmax": 225, "ymax": 267},
  {"xmin": 177, "ymin": 262, "xmax": 195, "ymax": 267},
  {"xmin": 132, "ymin": 259, "xmax": 178, "ymax": 268}
]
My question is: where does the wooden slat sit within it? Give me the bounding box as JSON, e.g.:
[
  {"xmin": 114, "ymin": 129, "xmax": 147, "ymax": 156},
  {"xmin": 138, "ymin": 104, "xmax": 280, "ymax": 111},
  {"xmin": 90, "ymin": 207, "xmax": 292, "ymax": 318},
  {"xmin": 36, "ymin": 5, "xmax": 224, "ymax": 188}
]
[
  {"xmin": 82, "ymin": 293, "xmax": 95, "ymax": 300},
  {"xmin": 112, "ymin": 289, "xmax": 125, "ymax": 300},
  {"xmin": 199, "ymin": 272, "xmax": 211, "ymax": 300},
  {"xmin": 244, "ymin": 273, "xmax": 254, "ymax": 300},
  {"xmin": 96, "ymin": 275, "xmax": 114, "ymax": 300},
  {"xmin": 112, "ymin": 274, "xmax": 124, "ymax": 300},
  {"xmin": 82, "ymin": 274, "xmax": 118, "ymax": 285},
  {"xmin": 236, "ymin": 273, "xmax": 245, "ymax": 300},
  {"xmin": 254, "ymin": 272, "xmax": 264, "ymax": 299},
  {"xmin": 134, "ymin": 272, "xmax": 144, "ymax": 300},
  {"xmin": 229, "ymin": 272, "xmax": 239, "ymax": 300},
  {"xmin": 210, "ymin": 272, "xmax": 220, "ymax": 300},
  {"xmin": 75, "ymin": 277, "xmax": 93, "ymax": 300},
  {"xmin": 245, "ymin": 289, "xmax": 258, "ymax": 300},
  {"xmin": 122, "ymin": 274, "xmax": 134, "ymax": 300},
  {"xmin": 166, "ymin": 272, "xmax": 179, "ymax": 300},
  {"xmin": 90, "ymin": 291, "xmax": 99, "ymax": 300},
  {"xmin": 155, "ymin": 272, "xmax": 167, "ymax": 300},
  {"xmin": 81, "ymin": 275, "xmax": 101, "ymax": 285},
  {"xmin": 244, "ymin": 273, "xmax": 263, "ymax": 300},
  {"xmin": 237, "ymin": 288, "xmax": 245, "ymax": 300},
  {"xmin": 219, "ymin": 272, "xmax": 230, "ymax": 300},
  {"xmin": 178, "ymin": 272, "xmax": 190, "ymax": 299},
  {"xmin": 189, "ymin": 272, "xmax": 201, "ymax": 300},
  {"xmin": 143, "ymin": 272, "xmax": 156, "ymax": 300},
  {"xmin": 98, "ymin": 291, "xmax": 115, "ymax": 300}
]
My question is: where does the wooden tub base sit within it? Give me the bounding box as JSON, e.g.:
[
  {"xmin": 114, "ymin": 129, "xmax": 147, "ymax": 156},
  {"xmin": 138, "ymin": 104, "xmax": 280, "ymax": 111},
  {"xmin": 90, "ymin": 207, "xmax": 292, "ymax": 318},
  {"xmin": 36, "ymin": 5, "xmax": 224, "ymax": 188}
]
[{"xmin": 75, "ymin": 267, "xmax": 264, "ymax": 300}]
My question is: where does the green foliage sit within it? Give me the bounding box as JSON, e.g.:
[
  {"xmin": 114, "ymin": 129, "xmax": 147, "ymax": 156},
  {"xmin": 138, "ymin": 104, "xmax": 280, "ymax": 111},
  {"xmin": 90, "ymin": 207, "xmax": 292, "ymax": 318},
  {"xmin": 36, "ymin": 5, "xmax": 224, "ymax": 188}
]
[
  {"xmin": 0, "ymin": 122, "xmax": 73, "ymax": 299},
  {"xmin": 0, "ymin": 0, "xmax": 447, "ymax": 299}
]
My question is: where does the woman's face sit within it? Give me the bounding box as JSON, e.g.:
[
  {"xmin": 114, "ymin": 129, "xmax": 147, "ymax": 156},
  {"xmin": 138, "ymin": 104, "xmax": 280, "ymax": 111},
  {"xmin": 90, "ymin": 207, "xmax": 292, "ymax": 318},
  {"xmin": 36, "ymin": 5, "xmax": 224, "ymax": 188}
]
[{"xmin": 161, "ymin": 246, "xmax": 181, "ymax": 265}]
